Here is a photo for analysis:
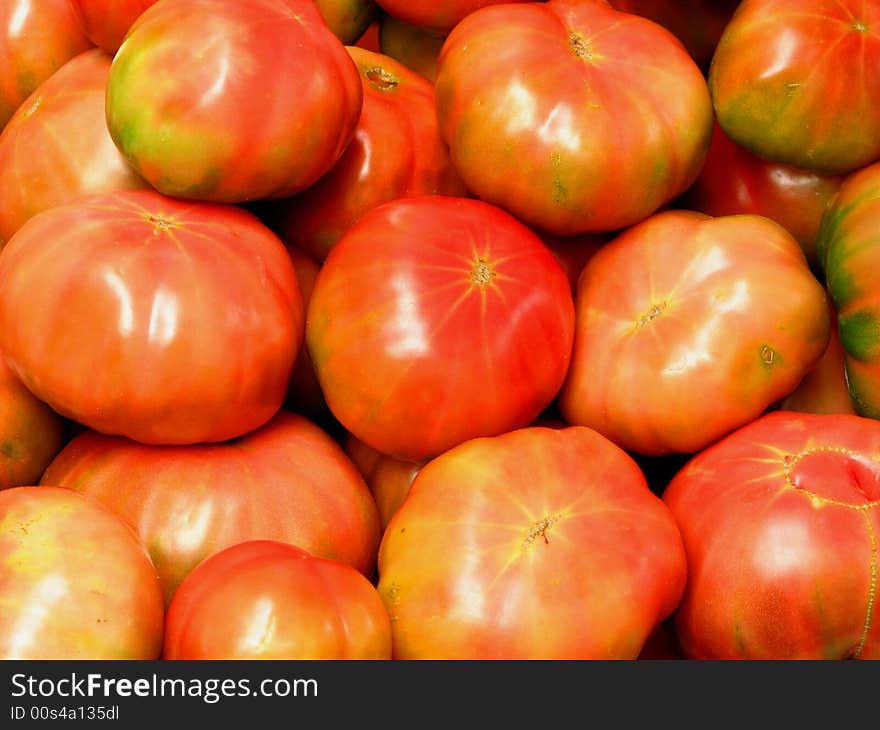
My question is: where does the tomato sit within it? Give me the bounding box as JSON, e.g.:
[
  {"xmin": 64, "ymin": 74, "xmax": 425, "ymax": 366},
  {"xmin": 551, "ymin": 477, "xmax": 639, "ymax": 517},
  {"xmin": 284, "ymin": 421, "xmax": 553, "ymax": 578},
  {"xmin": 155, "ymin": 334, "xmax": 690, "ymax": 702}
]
[
  {"xmin": 272, "ymin": 46, "xmax": 465, "ymax": 262},
  {"xmin": 538, "ymin": 231, "xmax": 608, "ymax": 293},
  {"xmin": 818, "ymin": 161, "xmax": 880, "ymax": 418},
  {"xmin": 684, "ymin": 122, "xmax": 843, "ymax": 271},
  {"xmin": 42, "ymin": 411, "xmax": 380, "ymax": 604},
  {"xmin": 434, "ymin": 0, "xmax": 713, "ymax": 235},
  {"xmin": 307, "ymin": 195, "xmax": 574, "ymax": 462},
  {"xmin": 0, "ymin": 358, "xmax": 65, "ymax": 490},
  {"xmin": 68, "ymin": 0, "xmax": 157, "ymax": 54},
  {"xmin": 105, "ymin": 0, "xmax": 362, "ymax": 203},
  {"xmin": 710, "ymin": 0, "xmax": 880, "ymax": 175},
  {"xmin": 776, "ymin": 299, "xmax": 856, "ymax": 416},
  {"xmin": 664, "ymin": 411, "xmax": 880, "ymax": 659},
  {"xmin": 0, "ymin": 49, "xmax": 147, "ymax": 247},
  {"xmin": 0, "ymin": 486, "xmax": 163, "ymax": 659},
  {"xmin": 559, "ymin": 210, "xmax": 831, "ymax": 455},
  {"xmin": 378, "ymin": 14, "xmax": 446, "ymax": 82},
  {"xmin": 345, "ymin": 432, "xmax": 420, "ymax": 530},
  {"xmin": 0, "ymin": 189, "xmax": 303, "ymax": 445},
  {"xmin": 315, "ymin": 0, "xmax": 378, "ymax": 44},
  {"xmin": 355, "ymin": 19, "xmax": 381, "ymax": 52},
  {"xmin": 375, "ymin": 0, "xmax": 530, "ymax": 34},
  {"xmin": 608, "ymin": 0, "xmax": 739, "ymax": 71},
  {"xmin": 0, "ymin": 0, "xmax": 92, "ymax": 129},
  {"xmin": 164, "ymin": 540, "xmax": 391, "ymax": 659},
  {"xmin": 377, "ymin": 426, "xmax": 686, "ymax": 659}
]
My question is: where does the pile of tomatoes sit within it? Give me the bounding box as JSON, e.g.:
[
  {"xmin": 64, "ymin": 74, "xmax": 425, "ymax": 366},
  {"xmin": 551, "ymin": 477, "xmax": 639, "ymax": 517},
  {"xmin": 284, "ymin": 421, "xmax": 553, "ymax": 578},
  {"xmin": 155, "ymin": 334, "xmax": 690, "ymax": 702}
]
[{"xmin": 1, "ymin": 0, "xmax": 879, "ymax": 661}]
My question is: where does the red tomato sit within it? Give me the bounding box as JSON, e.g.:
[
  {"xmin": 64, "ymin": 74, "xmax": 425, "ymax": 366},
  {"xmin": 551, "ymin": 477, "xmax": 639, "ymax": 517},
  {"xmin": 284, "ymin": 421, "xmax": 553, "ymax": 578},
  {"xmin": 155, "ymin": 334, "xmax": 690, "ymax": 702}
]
[
  {"xmin": 0, "ymin": 0, "xmax": 92, "ymax": 129},
  {"xmin": 608, "ymin": 0, "xmax": 739, "ymax": 71},
  {"xmin": 0, "ymin": 486, "xmax": 164, "ymax": 659},
  {"xmin": 664, "ymin": 411, "xmax": 880, "ymax": 659},
  {"xmin": 0, "ymin": 359, "xmax": 65, "ymax": 490},
  {"xmin": 0, "ymin": 49, "xmax": 147, "ymax": 246},
  {"xmin": 273, "ymin": 46, "xmax": 466, "ymax": 262},
  {"xmin": 710, "ymin": 0, "xmax": 880, "ymax": 175},
  {"xmin": 0, "ymin": 189, "xmax": 303, "ymax": 445},
  {"xmin": 68, "ymin": 0, "xmax": 157, "ymax": 54},
  {"xmin": 105, "ymin": 0, "xmax": 363, "ymax": 203},
  {"xmin": 345, "ymin": 432, "xmax": 421, "ymax": 530},
  {"xmin": 378, "ymin": 14, "xmax": 446, "ymax": 82},
  {"xmin": 375, "ymin": 0, "xmax": 530, "ymax": 34},
  {"xmin": 538, "ymin": 230, "xmax": 608, "ymax": 293},
  {"xmin": 377, "ymin": 426, "xmax": 687, "ymax": 659},
  {"xmin": 41, "ymin": 411, "xmax": 381, "ymax": 604},
  {"xmin": 307, "ymin": 195, "xmax": 575, "ymax": 462},
  {"xmin": 355, "ymin": 19, "xmax": 381, "ymax": 52},
  {"xmin": 435, "ymin": 0, "xmax": 713, "ymax": 235},
  {"xmin": 559, "ymin": 210, "xmax": 831, "ymax": 455},
  {"xmin": 684, "ymin": 121, "xmax": 844, "ymax": 270},
  {"xmin": 164, "ymin": 540, "xmax": 392, "ymax": 659},
  {"xmin": 315, "ymin": 0, "xmax": 378, "ymax": 44}
]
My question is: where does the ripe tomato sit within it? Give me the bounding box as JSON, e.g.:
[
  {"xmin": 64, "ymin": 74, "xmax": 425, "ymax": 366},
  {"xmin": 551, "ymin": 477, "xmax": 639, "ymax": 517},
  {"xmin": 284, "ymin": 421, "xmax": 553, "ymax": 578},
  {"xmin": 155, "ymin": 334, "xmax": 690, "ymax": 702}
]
[
  {"xmin": 710, "ymin": 0, "xmax": 880, "ymax": 175},
  {"xmin": 378, "ymin": 14, "xmax": 446, "ymax": 82},
  {"xmin": 377, "ymin": 426, "xmax": 687, "ymax": 659},
  {"xmin": 272, "ymin": 46, "xmax": 465, "ymax": 262},
  {"xmin": 559, "ymin": 210, "xmax": 831, "ymax": 455},
  {"xmin": 68, "ymin": 0, "xmax": 157, "ymax": 54},
  {"xmin": 664, "ymin": 411, "xmax": 880, "ymax": 659},
  {"xmin": 307, "ymin": 195, "xmax": 574, "ymax": 462},
  {"xmin": 0, "ymin": 189, "xmax": 303, "ymax": 445},
  {"xmin": 105, "ymin": 0, "xmax": 362, "ymax": 203},
  {"xmin": 0, "ymin": 486, "xmax": 164, "ymax": 659},
  {"xmin": 435, "ymin": 0, "xmax": 712, "ymax": 234},
  {"xmin": 684, "ymin": 121, "xmax": 843, "ymax": 271},
  {"xmin": 0, "ymin": 0, "xmax": 92, "ymax": 129},
  {"xmin": 818, "ymin": 161, "xmax": 880, "ymax": 418},
  {"xmin": 42, "ymin": 411, "xmax": 381, "ymax": 604},
  {"xmin": 0, "ymin": 49, "xmax": 147, "ymax": 246},
  {"xmin": 0, "ymin": 358, "xmax": 65, "ymax": 490},
  {"xmin": 164, "ymin": 540, "xmax": 392, "ymax": 659}
]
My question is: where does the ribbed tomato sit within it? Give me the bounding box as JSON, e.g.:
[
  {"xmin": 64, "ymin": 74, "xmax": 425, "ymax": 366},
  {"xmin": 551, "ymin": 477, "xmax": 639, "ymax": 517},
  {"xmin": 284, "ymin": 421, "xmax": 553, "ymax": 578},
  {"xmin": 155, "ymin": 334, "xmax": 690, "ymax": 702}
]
[
  {"xmin": 0, "ymin": 189, "xmax": 303, "ymax": 445},
  {"xmin": 164, "ymin": 540, "xmax": 391, "ymax": 659},
  {"xmin": 105, "ymin": 0, "xmax": 362, "ymax": 202},
  {"xmin": 307, "ymin": 195, "xmax": 574, "ymax": 462},
  {"xmin": 559, "ymin": 210, "xmax": 831, "ymax": 455},
  {"xmin": 377, "ymin": 426, "xmax": 686, "ymax": 659},
  {"xmin": 664, "ymin": 411, "xmax": 880, "ymax": 659},
  {"xmin": 68, "ymin": 0, "xmax": 157, "ymax": 53}
]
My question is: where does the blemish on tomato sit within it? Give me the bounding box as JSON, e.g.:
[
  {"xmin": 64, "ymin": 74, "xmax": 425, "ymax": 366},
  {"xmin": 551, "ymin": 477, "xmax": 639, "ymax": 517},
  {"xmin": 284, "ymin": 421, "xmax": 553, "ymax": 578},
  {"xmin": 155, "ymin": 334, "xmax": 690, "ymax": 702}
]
[
  {"xmin": 569, "ymin": 32, "xmax": 593, "ymax": 62},
  {"xmin": 365, "ymin": 67, "xmax": 398, "ymax": 91}
]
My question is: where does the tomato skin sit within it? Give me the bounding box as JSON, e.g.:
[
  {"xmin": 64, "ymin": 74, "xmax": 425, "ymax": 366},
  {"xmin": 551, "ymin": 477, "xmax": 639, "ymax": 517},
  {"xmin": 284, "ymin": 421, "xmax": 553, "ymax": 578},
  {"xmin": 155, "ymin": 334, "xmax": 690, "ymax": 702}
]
[
  {"xmin": 0, "ymin": 49, "xmax": 147, "ymax": 247},
  {"xmin": 684, "ymin": 122, "xmax": 843, "ymax": 271},
  {"xmin": 375, "ymin": 0, "xmax": 530, "ymax": 34},
  {"xmin": 273, "ymin": 47, "xmax": 465, "ymax": 262},
  {"xmin": 0, "ymin": 0, "xmax": 92, "ymax": 130},
  {"xmin": 435, "ymin": 0, "xmax": 712, "ymax": 235},
  {"xmin": 378, "ymin": 14, "xmax": 446, "ymax": 82},
  {"xmin": 709, "ymin": 0, "xmax": 880, "ymax": 175},
  {"xmin": 0, "ymin": 189, "xmax": 303, "ymax": 445},
  {"xmin": 41, "ymin": 411, "xmax": 380, "ymax": 604},
  {"xmin": 0, "ymin": 359, "xmax": 66, "ymax": 490},
  {"xmin": 67, "ymin": 0, "xmax": 157, "ymax": 53},
  {"xmin": 105, "ymin": 0, "xmax": 363, "ymax": 203},
  {"xmin": 164, "ymin": 540, "xmax": 391, "ymax": 660},
  {"xmin": 0, "ymin": 486, "xmax": 164, "ymax": 659},
  {"xmin": 664, "ymin": 411, "xmax": 880, "ymax": 659},
  {"xmin": 559, "ymin": 210, "xmax": 831, "ymax": 455},
  {"xmin": 307, "ymin": 195, "xmax": 575, "ymax": 462},
  {"xmin": 818, "ymin": 161, "xmax": 880, "ymax": 418},
  {"xmin": 377, "ymin": 426, "xmax": 686, "ymax": 659}
]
